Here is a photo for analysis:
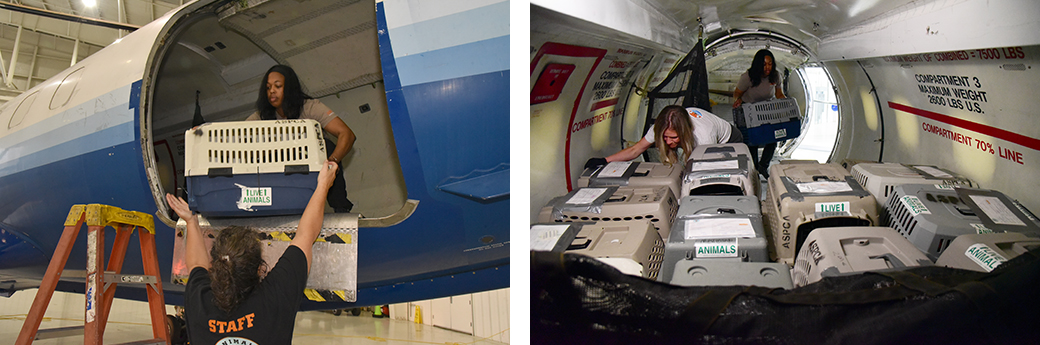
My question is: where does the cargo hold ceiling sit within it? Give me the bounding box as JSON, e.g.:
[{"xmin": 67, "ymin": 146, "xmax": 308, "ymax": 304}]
[{"xmin": 217, "ymin": 0, "xmax": 382, "ymax": 98}]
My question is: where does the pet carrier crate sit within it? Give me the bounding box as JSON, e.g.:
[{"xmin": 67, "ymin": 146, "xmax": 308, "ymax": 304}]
[
  {"xmin": 884, "ymin": 184, "xmax": 1040, "ymax": 260},
  {"xmin": 840, "ymin": 158, "xmax": 874, "ymax": 172},
  {"xmin": 681, "ymin": 143, "xmax": 758, "ymax": 197},
  {"xmin": 659, "ymin": 195, "xmax": 767, "ymax": 283},
  {"xmin": 763, "ymin": 162, "xmax": 879, "ymax": 265},
  {"xmin": 733, "ymin": 98, "xmax": 801, "ymax": 146},
  {"xmin": 850, "ymin": 163, "xmax": 976, "ymax": 208},
  {"xmin": 185, "ymin": 119, "xmax": 327, "ymax": 217},
  {"xmin": 791, "ymin": 227, "xmax": 932, "ymax": 287},
  {"xmin": 578, "ymin": 161, "xmax": 683, "ymax": 200},
  {"xmin": 935, "ymin": 232, "xmax": 1040, "ymax": 272},
  {"xmin": 557, "ymin": 220, "xmax": 665, "ymax": 280},
  {"xmin": 669, "ymin": 260, "xmax": 793, "ymax": 289},
  {"xmin": 539, "ymin": 186, "xmax": 678, "ymax": 240}
]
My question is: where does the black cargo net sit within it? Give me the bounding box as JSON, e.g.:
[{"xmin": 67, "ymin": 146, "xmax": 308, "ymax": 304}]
[
  {"xmin": 642, "ymin": 41, "xmax": 712, "ymax": 162},
  {"xmin": 531, "ymin": 250, "xmax": 1040, "ymax": 344}
]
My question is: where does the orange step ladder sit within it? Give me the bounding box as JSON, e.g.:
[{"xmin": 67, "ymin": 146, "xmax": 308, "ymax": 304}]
[{"xmin": 17, "ymin": 204, "xmax": 170, "ymax": 345}]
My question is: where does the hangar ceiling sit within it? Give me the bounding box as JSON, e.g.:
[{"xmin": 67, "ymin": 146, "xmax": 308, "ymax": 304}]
[{"xmin": 0, "ymin": 0, "xmax": 182, "ymax": 104}]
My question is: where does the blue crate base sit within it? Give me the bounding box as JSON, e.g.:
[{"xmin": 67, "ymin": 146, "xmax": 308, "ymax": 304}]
[
  {"xmin": 739, "ymin": 120, "xmax": 801, "ymax": 146},
  {"xmin": 188, "ymin": 172, "xmax": 319, "ymax": 217}
]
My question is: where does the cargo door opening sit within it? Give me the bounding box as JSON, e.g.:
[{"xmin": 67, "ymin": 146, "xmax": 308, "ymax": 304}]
[
  {"xmin": 145, "ymin": 1, "xmax": 407, "ymax": 225},
  {"xmin": 704, "ymin": 33, "xmax": 839, "ymax": 165},
  {"xmin": 779, "ymin": 65, "xmax": 840, "ymax": 163}
]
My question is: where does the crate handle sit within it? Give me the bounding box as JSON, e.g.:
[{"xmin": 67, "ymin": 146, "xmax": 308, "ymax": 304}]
[
  {"xmin": 284, "ymin": 164, "xmax": 311, "ymax": 175},
  {"xmin": 207, "ymin": 167, "xmax": 233, "ymax": 178}
]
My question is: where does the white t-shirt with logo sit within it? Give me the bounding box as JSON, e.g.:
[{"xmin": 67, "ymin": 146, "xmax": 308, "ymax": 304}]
[{"xmin": 643, "ymin": 107, "xmax": 732, "ymax": 145}]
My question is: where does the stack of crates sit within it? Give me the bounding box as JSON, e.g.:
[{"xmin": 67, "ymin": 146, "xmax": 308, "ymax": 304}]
[
  {"xmin": 883, "ymin": 184, "xmax": 1040, "ymax": 260},
  {"xmin": 733, "ymin": 98, "xmax": 801, "ymax": 146},
  {"xmin": 681, "ymin": 143, "xmax": 758, "ymax": 197},
  {"xmin": 578, "ymin": 161, "xmax": 683, "ymax": 201},
  {"xmin": 658, "ymin": 195, "xmax": 768, "ymax": 283},
  {"xmin": 850, "ymin": 162, "xmax": 976, "ymax": 210},
  {"xmin": 791, "ymin": 227, "xmax": 932, "ymax": 287},
  {"xmin": 763, "ymin": 162, "xmax": 879, "ymax": 265},
  {"xmin": 935, "ymin": 232, "xmax": 1040, "ymax": 272},
  {"xmin": 185, "ymin": 119, "xmax": 327, "ymax": 217},
  {"xmin": 538, "ymin": 186, "xmax": 678, "ymax": 240},
  {"xmin": 531, "ymin": 220, "xmax": 664, "ymax": 280}
]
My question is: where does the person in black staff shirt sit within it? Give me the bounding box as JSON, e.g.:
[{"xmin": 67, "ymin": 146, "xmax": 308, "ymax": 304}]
[
  {"xmin": 166, "ymin": 160, "xmax": 338, "ymax": 345},
  {"xmin": 733, "ymin": 49, "xmax": 786, "ymax": 177}
]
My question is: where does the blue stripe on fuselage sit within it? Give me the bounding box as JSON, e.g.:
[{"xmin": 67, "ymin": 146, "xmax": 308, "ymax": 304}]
[
  {"xmin": 0, "ymin": 83, "xmax": 136, "ymax": 178},
  {"xmin": 0, "ymin": 80, "xmax": 172, "ymax": 293}
]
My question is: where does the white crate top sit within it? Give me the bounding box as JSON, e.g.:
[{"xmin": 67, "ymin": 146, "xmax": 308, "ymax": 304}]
[
  {"xmin": 774, "ymin": 162, "xmax": 851, "ymax": 183},
  {"xmin": 851, "ymin": 163, "xmax": 976, "ymax": 204},
  {"xmin": 851, "ymin": 163, "xmax": 975, "ymax": 184},
  {"xmin": 737, "ymin": 98, "xmax": 800, "ymax": 128},
  {"xmin": 184, "ymin": 119, "xmax": 327, "ymax": 177}
]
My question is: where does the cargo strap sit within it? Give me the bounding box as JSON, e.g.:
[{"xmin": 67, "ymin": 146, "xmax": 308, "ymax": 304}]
[{"xmin": 676, "ymin": 287, "xmax": 746, "ymax": 334}]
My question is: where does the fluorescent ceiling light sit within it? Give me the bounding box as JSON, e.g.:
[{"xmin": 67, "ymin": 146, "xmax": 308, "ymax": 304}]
[{"xmin": 83, "ymin": 0, "xmax": 96, "ymax": 8}]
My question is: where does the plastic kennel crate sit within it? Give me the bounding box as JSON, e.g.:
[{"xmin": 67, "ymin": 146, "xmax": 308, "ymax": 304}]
[
  {"xmin": 850, "ymin": 163, "xmax": 976, "ymax": 207},
  {"xmin": 578, "ymin": 161, "xmax": 683, "ymax": 200},
  {"xmin": 682, "ymin": 144, "xmax": 758, "ymax": 197},
  {"xmin": 840, "ymin": 158, "xmax": 874, "ymax": 172},
  {"xmin": 763, "ymin": 162, "xmax": 879, "ymax": 265},
  {"xmin": 185, "ymin": 119, "xmax": 327, "ymax": 217},
  {"xmin": 883, "ymin": 184, "xmax": 1040, "ymax": 261},
  {"xmin": 791, "ymin": 227, "xmax": 932, "ymax": 287},
  {"xmin": 560, "ymin": 220, "xmax": 665, "ymax": 280},
  {"xmin": 669, "ymin": 260, "xmax": 793, "ymax": 289},
  {"xmin": 659, "ymin": 195, "xmax": 768, "ymax": 283},
  {"xmin": 935, "ymin": 232, "xmax": 1040, "ymax": 272},
  {"xmin": 539, "ymin": 186, "xmax": 678, "ymax": 240},
  {"xmin": 733, "ymin": 98, "xmax": 801, "ymax": 146}
]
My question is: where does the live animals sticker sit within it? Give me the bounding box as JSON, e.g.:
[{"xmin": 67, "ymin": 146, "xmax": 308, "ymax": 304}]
[
  {"xmin": 965, "ymin": 243, "xmax": 1007, "ymax": 272},
  {"xmin": 695, "ymin": 238, "xmax": 739, "ymax": 258},
  {"xmin": 899, "ymin": 195, "xmax": 931, "ymax": 216},
  {"xmin": 236, "ymin": 184, "xmax": 272, "ymax": 211}
]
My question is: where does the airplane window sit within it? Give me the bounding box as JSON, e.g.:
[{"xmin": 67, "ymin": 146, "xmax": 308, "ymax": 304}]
[
  {"xmin": 50, "ymin": 67, "xmax": 85, "ymax": 110},
  {"xmin": 781, "ymin": 65, "xmax": 839, "ymax": 162},
  {"xmin": 8, "ymin": 91, "xmax": 39, "ymax": 129}
]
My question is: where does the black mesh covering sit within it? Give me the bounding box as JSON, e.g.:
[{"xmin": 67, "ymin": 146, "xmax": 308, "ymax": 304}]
[
  {"xmin": 641, "ymin": 41, "xmax": 712, "ymax": 162},
  {"xmin": 532, "ymin": 249, "xmax": 1040, "ymax": 344}
]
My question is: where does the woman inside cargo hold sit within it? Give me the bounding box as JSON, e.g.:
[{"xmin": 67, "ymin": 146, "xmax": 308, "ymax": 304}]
[
  {"xmin": 585, "ymin": 105, "xmax": 742, "ymax": 169},
  {"xmin": 166, "ymin": 160, "xmax": 338, "ymax": 344},
  {"xmin": 246, "ymin": 64, "xmax": 356, "ymax": 213},
  {"xmin": 732, "ymin": 49, "xmax": 786, "ymax": 177}
]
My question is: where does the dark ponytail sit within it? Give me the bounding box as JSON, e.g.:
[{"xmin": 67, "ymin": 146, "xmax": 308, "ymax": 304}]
[{"xmin": 209, "ymin": 226, "xmax": 266, "ymax": 313}]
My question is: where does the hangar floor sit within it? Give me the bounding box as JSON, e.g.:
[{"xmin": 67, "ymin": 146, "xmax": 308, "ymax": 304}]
[{"xmin": 0, "ymin": 289, "xmax": 507, "ymax": 344}]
